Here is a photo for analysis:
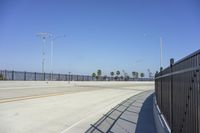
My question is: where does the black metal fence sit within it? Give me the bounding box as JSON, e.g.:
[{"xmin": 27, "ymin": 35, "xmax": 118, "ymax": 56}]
[
  {"xmin": 155, "ymin": 49, "xmax": 200, "ymax": 133},
  {"xmin": 0, "ymin": 70, "xmax": 153, "ymax": 81}
]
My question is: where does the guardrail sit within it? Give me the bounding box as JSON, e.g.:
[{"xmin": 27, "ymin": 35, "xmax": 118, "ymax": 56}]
[
  {"xmin": 0, "ymin": 70, "xmax": 153, "ymax": 81},
  {"xmin": 155, "ymin": 49, "xmax": 200, "ymax": 133}
]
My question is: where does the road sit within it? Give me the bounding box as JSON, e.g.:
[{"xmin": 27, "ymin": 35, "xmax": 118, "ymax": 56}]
[{"xmin": 0, "ymin": 81, "xmax": 154, "ymax": 133}]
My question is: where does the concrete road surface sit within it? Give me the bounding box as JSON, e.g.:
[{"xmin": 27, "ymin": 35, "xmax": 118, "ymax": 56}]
[{"xmin": 0, "ymin": 81, "xmax": 154, "ymax": 133}]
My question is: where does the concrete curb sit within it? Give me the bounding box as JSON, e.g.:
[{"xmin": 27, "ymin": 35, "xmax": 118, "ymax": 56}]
[{"xmin": 153, "ymin": 96, "xmax": 171, "ymax": 133}]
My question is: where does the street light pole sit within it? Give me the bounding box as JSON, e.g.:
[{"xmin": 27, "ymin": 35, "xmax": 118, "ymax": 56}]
[
  {"xmin": 42, "ymin": 38, "xmax": 46, "ymax": 73},
  {"xmin": 160, "ymin": 37, "xmax": 163, "ymax": 68},
  {"xmin": 36, "ymin": 33, "xmax": 50, "ymax": 73},
  {"xmin": 50, "ymin": 39, "xmax": 54, "ymax": 80},
  {"xmin": 49, "ymin": 34, "xmax": 65, "ymax": 80}
]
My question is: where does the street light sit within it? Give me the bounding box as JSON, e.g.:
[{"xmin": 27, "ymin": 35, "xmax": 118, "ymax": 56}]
[
  {"xmin": 36, "ymin": 33, "xmax": 50, "ymax": 73},
  {"xmin": 49, "ymin": 34, "xmax": 65, "ymax": 80}
]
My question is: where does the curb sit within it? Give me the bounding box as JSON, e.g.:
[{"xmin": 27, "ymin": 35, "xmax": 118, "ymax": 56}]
[{"xmin": 153, "ymin": 96, "xmax": 171, "ymax": 133}]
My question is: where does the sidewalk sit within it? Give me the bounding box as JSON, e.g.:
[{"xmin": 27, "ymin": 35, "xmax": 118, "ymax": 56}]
[{"xmin": 85, "ymin": 90, "xmax": 156, "ymax": 133}]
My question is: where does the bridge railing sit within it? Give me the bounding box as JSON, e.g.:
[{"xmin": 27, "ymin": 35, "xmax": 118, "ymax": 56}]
[
  {"xmin": 155, "ymin": 49, "xmax": 200, "ymax": 133},
  {"xmin": 0, "ymin": 70, "xmax": 153, "ymax": 81}
]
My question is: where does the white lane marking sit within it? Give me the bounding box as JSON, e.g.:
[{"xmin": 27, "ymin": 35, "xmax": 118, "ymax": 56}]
[
  {"xmin": 60, "ymin": 107, "xmax": 107, "ymax": 133},
  {"xmin": 0, "ymin": 88, "xmax": 116, "ymax": 103},
  {"xmin": 59, "ymin": 101, "xmax": 118, "ymax": 133},
  {"xmin": 0, "ymin": 85, "xmax": 74, "ymax": 90},
  {"xmin": 0, "ymin": 91, "xmax": 73, "ymax": 103},
  {"xmin": 59, "ymin": 92, "xmax": 141, "ymax": 133}
]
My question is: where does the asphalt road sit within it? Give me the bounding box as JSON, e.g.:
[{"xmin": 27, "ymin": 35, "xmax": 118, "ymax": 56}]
[{"xmin": 0, "ymin": 81, "xmax": 154, "ymax": 133}]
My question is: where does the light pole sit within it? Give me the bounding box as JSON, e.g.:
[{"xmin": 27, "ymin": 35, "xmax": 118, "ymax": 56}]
[
  {"xmin": 36, "ymin": 33, "xmax": 50, "ymax": 73},
  {"xmin": 49, "ymin": 34, "xmax": 65, "ymax": 80},
  {"xmin": 160, "ymin": 37, "xmax": 163, "ymax": 69}
]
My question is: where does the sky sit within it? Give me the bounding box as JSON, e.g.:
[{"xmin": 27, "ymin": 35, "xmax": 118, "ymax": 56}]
[{"xmin": 0, "ymin": 0, "xmax": 200, "ymax": 76}]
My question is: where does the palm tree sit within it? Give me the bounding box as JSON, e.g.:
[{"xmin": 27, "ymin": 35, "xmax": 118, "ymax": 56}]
[
  {"xmin": 135, "ymin": 72, "xmax": 139, "ymax": 79},
  {"xmin": 110, "ymin": 71, "xmax": 114, "ymax": 81},
  {"xmin": 92, "ymin": 73, "xmax": 96, "ymax": 77},
  {"xmin": 92, "ymin": 73, "xmax": 96, "ymax": 80},
  {"xmin": 132, "ymin": 71, "xmax": 139, "ymax": 79},
  {"xmin": 97, "ymin": 69, "xmax": 102, "ymax": 81},
  {"xmin": 140, "ymin": 73, "xmax": 144, "ymax": 78},
  {"xmin": 116, "ymin": 70, "xmax": 120, "ymax": 80},
  {"xmin": 132, "ymin": 71, "xmax": 136, "ymax": 78}
]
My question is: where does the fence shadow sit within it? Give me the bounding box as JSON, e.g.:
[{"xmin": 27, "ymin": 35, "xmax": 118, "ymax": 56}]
[
  {"xmin": 135, "ymin": 94, "xmax": 156, "ymax": 133},
  {"xmin": 85, "ymin": 91, "xmax": 156, "ymax": 133}
]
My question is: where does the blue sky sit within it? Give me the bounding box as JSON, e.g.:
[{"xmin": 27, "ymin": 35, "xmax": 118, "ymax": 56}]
[{"xmin": 0, "ymin": 0, "xmax": 200, "ymax": 76}]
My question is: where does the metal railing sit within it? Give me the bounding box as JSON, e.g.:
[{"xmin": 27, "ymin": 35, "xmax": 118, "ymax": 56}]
[
  {"xmin": 0, "ymin": 70, "xmax": 153, "ymax": 81},
  {"xmin": 155, "ymin": 49, "xmax": 200, "ymax": 133}
]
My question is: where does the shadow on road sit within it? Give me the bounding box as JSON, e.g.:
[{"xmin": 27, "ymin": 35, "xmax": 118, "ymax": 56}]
[
  {"xmin": 85, "ymin": 91, "xmax": 156, "ymax": 133},
  {"xmin": 135, "ymin": 93, "xmax": 156, "ymax": 133}
]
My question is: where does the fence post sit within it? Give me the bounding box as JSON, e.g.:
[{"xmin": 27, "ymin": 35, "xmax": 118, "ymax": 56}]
[
  {"xmin": 170, "ymin": 58, "xmax": 174, "ymax": 131},
  {"xmin": 24, "ymin": 71, "xmax": 26, "ymax": 81},
  {"xmin": 51, "ymin": 73, "xmax": 53, "ymax": 81},
  {"xmin": 71, "ymin": 75, "xmax": 73, "ymax": 81},
  {"xmin": 12, "ymin": 70, "xmax": 14, "ymax": 80},
  {"xmin": 4, "ymin": 70, "xmax": 7, "ymax": 80},
  {"xmin": 160, "ymin": 67, "xmax": 163, "ymax": 112},
  {"xmin": 58, "ymin": 74, "xmax": 61, "ymax": 81},
  {"xmin": 34, "ymin": 72, "xmax": 37, "ymax": 81},
  {"xmin": 43, "ymin": 73, "xmax": 45, "ymax": 81},
  {"xmin": 155, "ymin": 71, "xmax": 159, "ymax": 103}
]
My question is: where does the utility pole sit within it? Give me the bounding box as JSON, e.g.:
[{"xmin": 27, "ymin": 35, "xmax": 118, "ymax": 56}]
[
  {"xmin": 160, "ymin": 37, "xmax": 163, "ymax": 69},
  {"xmin": 36, "ymin": 33, "xmax": 50, "ymax": 73}
]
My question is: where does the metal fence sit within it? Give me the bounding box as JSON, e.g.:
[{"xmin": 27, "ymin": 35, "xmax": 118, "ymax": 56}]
[
  {"xmin": 155, "ymin": 49, "xmax": 200, "ymax": 133},
  {"xmin": 0, "ymin": 70, "xmax": 153, "ymax": 81}
]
